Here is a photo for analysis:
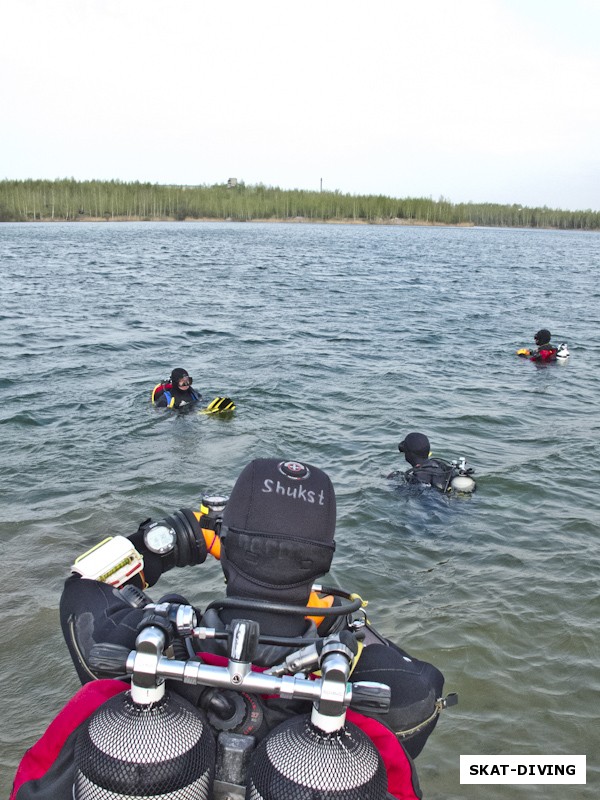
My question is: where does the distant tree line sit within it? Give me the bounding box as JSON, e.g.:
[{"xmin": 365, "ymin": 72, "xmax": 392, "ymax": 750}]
[{"xmin": 0, "ymin": 179, "xmax": 598, "ymax": 230}]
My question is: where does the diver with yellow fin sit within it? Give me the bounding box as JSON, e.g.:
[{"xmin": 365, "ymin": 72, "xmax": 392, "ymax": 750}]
[
  {"xmin": 152, "ymin": 367, "xmax": 235, "ymax": 414},
  {"xmin": 517, "ymin": 329, "xmax": 569, "ymax": 363},
  {"xmin": 152, "ymin": 367, "xmax": 202, "ymax": 409}
]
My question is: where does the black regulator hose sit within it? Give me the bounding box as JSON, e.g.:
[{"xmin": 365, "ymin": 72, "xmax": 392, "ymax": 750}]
[{"xmin": 205, "ymin": 594, "xmax": 362, "ymax": 618}]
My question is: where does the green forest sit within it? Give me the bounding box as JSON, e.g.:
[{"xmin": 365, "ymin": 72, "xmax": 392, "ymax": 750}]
[{"xmin": 1, "ymin": 178, "xmax": 598, "ymax": 230}]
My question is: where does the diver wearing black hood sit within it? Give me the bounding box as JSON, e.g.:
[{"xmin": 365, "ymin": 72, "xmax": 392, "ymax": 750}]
[
  {"xmin": 517, "ymin": 329, "xmax": 560, "ymax": 362},
  {"xmin": 394, "ymin": 432, "xmax": 455, "ymax": 492},
  {"xmin": 217, "ymin": 458, "xmax": 336, "ymax": 638},
  {"xmin": 59, "ymin": 458, "xmax": 447, "ymax": 765},
  {"xmin": 530, "ymin": 329, "xmax": 558, "ymax": 362},
  {"xmin": 152, "ymin": 367, "xmax": 202, "ymax": 408},
  {"xmin": 60, "ymin": 459, "xmax": 338, "ymax": 679}
]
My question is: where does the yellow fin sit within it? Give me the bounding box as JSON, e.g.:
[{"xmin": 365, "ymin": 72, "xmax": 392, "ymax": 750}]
[{"xmin": 201, "ymin": 397, "xmax": 236, "ymax": 414}]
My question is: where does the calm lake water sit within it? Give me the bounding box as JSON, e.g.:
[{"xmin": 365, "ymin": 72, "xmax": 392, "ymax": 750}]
[{"xmin": 1, "ymin": 221, "xmax": 598, "ymax": 799}]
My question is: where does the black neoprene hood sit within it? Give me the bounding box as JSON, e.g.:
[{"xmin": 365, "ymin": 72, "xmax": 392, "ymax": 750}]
[
  {"xmin": 534, "ymin": 329, "xmax": 551, "ymax": 346},
  {"xmin": 220, "ymin": 459, "xmax": 336, "ymax": 604},
  {"xmin": 399, "ymin": 432, "xmax": 430, "ymax": 459},
  {"xmin": 170, "ymin": 367, "xmax": 189, "ymax": 384}
]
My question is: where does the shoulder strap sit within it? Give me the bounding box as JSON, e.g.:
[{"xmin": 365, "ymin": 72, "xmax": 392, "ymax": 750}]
[
  {"xmin": 151, "ymin": 381, "xmax": 173, "ymax": 404},
  {"xmin": 151, "ymin": 383, "xmax": 163, "ymax": 404},
  {"xmin": 429, "ymin": 459, "xmax": 455, "ymax": 492}
]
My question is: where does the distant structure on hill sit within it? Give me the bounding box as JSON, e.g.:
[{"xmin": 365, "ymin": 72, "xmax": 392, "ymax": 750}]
[{"xmin": 227, "ymin": 178, "xmax": 238, "ymax": 188}]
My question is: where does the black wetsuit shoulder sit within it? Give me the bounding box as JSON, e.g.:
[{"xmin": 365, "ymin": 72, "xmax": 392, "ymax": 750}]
[
  {"xmin": 60, "ymin": 574, "xmax": 148, "ymax": 684},
  {"xmin": 153, "ymin": 386, "xmax": 201, "ymax": 408},
  {"xmin": 531, "ymin": 345, "xmax": 558, "ymax": 361},
  {"xmin": 406, "ymin": 458, "xmax": 453, "ymax": 491}
]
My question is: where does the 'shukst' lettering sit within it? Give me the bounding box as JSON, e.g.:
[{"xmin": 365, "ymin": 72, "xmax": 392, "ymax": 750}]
[{"xmin": 262, "ymin": 479, "xmax": 325, "ymax": 505}]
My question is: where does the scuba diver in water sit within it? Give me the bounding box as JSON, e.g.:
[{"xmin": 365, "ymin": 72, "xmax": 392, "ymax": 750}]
[
  {"xmin": 388, "ymin": 432, "xmax": 476, "ymax": 494},
  {"xmin": 151, "ymin": 367, "xmax": 202, "ymax": 408},
  {"xmin": 517, "ymin": 329, "xmax": 567, "ymax": 362},
  {"xmin": 13, "ymin": 459, "xmax": 453, "ymax": 800},
  {"xmin": 531, "ymin": 329, "xmax": 557, "ymax": 361}
]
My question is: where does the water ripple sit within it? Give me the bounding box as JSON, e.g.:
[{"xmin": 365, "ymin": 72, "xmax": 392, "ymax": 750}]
[{"xmin": 1, "ymin": 222, "xmax": 599, "ymax": 798}]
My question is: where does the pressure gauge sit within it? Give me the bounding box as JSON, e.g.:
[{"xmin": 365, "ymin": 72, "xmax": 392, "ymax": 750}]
[{"xmin": 202, "ymin": 495, "xmax": 229, "ymax": 515}]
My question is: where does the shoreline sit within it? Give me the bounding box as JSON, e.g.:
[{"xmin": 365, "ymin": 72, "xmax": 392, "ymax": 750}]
[
  {"xmin": 8, "ymin": 217, "xmax": 593, "ymax": 232},
  {"xmin": 3, "ymin": 180, "xmax": 598, "ymax": 231},
  {"xmin": 4, "ymin": 216, "xmax": 477, "ymax": 227}
]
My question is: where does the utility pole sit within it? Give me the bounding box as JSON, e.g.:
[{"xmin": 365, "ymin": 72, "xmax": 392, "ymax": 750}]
[{"xmin": 320, "ymin": 178, "xmax": 322, "ymax": 192}]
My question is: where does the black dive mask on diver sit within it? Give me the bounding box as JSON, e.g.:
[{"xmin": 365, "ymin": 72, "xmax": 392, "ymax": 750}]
[
  {"xmin": 170, "ymin": 368, "xmax": 191, "ymax": 389},
  {"xmin": 219, "ymin": 459, "xmax": 336, "ymax": 608}
]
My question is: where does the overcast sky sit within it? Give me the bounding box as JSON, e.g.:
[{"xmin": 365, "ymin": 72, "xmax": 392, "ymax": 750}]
[{"xmin": 2, "ymin": 0, "xmax": 599, "ymax": 211}]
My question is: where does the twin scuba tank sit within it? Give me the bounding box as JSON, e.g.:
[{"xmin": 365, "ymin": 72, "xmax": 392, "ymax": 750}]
[
  {"xmin": 71, "ymin": 526, "xmax": 390, "ymax": 800},
  {"xmin": 73, "ymin": 689, "xmax": 216, "ymax": 800},
  {"xmin": 72, "ymin": 688, "xmax": 387, "ymax": 800}
]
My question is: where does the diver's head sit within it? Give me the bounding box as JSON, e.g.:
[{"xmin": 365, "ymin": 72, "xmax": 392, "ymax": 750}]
[
  {"xmin": 534, "ymin": 329, "xmax": 551, "ymax": 346},
  {"xmin": 170, "ymin": 367, "xmax": 192, "ymax": 392},
  {"xmin": 219, "ymin": 459, "xmax": 336, "ymax": 611},
  {"xmin": 399, "ymin": 432, "xmax": 431, "ymax": 467}
]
